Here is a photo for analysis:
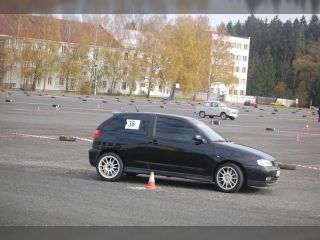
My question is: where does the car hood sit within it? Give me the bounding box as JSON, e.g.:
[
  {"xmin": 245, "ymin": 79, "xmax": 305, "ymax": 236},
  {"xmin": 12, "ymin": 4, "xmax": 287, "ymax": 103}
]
[{"xmin": 212, "ymin": 141, "xmax": 275, "ymax": 163}]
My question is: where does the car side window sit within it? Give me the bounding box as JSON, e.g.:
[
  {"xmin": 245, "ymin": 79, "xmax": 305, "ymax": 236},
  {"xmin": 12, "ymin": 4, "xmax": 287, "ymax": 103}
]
[
  {"xmin": 211, "ymin": 102, "xmax": 218, "ymax": 107},
  {"xmin": 155, "ymin": 117, "xmax": 197, "ymax": 142},
  {"xmin": 102, "ymin": 115, "xmax": 150, "ymax": 136},
  {"xmin": 204, "ymin": 102, "xmax": 211, "ymax": 107}
]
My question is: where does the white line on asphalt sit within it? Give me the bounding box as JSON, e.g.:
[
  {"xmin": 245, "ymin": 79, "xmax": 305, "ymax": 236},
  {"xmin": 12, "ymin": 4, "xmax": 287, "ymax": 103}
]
[
  {"xmin": 74, "ymin": 137, "xmax": 93, "ymax": 143},
  {"xmin": 293, "ymin": 164, "xmax": 320, "ymax": 171},
  {"xmin": 12, "ymin": 133, "xmax": 93, "ymax": 143},
  {"xmin": 127, "ymin": 186, "xmax": 148, "ymax": 190},
  {"xmin": 12, "ymin": 133, "xmax": 56, "ymax": 140}
]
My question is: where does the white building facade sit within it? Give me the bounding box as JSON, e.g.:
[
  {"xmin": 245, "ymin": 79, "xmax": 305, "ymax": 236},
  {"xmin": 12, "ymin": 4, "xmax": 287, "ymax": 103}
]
[{"xmin": 210, "ymin": 35, "xmax": 250, "ymax": 97}]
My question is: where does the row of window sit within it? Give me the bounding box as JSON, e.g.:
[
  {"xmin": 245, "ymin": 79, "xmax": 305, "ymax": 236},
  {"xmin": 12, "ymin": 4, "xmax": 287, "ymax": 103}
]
[
  {"xmin": 229, "ymin": 89, "xmax": 245, "ymax": 95},
  {"xmin": 231, "ymin": 42, "xmax": 249, "ymax": 50},
  {"xmin": 103, "ymin": 115, "xmax": 197, "ymax": 142},
  {"xmin": 233, "ymin": 55, "xmax": 248, "ymax": 62},
  {"xmin": 235, "ymin": 66, "xmax": 247, "ymax": 73},
  {"xmin": 35, "ymin": 77, "xmax": 65, "ymax": 86}
]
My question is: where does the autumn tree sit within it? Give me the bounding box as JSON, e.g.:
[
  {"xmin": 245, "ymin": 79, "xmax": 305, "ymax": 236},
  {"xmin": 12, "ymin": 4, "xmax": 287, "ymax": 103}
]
[
  {"xmin": 209, "ymin": 24, "xmax": 238, "ymax": 99},
  {"xmin": 60, "ymin": 16, "xmax": 90, "ymax": 92},
  {"xmin": 139, "ymin": 15, "xmax": 168, "ymax": 98},
  {"xmin": 164, "ymin": 16, "xmax": 211, "ymax": 98}
]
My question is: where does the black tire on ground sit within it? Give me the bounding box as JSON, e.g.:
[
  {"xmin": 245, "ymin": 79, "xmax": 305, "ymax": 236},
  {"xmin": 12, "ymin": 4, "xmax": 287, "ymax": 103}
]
[
  {"xmin": 278, "ymin": 163, "xmax": 296, "ymax": 170},
  {"xmin": 220, "ymin": 112, "xmax": 227, "ymax": 120},
  {"xmin": 229, "ymin": 117, "xmax": 235, "ymax": 120},
  {"xmin": 214, "ymin": 163, "xmax": 244, "ymax": 193},
  {"xmin": 96, "ymin": 152, "xmax": 124, "ymax": 182},
  {"xmin": 209, "ymin": 116, "xmax": 214, "ymax": 119},
  {"xmin": 199, "ymin": 111, "xmax": 206, "ymax": 118}
]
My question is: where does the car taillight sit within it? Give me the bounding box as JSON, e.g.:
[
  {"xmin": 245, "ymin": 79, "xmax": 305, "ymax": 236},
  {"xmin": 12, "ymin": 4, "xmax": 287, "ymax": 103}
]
[{"xmin": 94, "ymin": 129, "xmax": 101, "ymax": 140}]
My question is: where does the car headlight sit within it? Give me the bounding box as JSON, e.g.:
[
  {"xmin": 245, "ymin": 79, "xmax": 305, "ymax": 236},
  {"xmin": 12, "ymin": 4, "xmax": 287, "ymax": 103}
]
[{"xmin": 257, "ymin": 159, "xmax": 273, "ymax": 167}]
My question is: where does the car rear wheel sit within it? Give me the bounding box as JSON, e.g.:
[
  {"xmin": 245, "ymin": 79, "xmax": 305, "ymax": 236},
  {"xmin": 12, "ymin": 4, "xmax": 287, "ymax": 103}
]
[
  {"xmin": 215, "ymin": 163, "xmax": 244, "ymax": 193},
  {"xmin": 96, "ymin": 152, "xmax": 124, "ymax": 181},
  {"xmin": 199, "ymin": 111, "xmax": 206, "ymax": 118},
  {"xmin": 220, "ymin": 112, "xmax": 227, "ymax": 120}
]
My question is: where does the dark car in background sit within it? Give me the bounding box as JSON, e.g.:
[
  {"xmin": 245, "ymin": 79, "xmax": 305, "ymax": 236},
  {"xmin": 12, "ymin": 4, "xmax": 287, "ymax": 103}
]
[{"xmin": 89, "ymin": 112, "xmax": 280, "ymax": 193}]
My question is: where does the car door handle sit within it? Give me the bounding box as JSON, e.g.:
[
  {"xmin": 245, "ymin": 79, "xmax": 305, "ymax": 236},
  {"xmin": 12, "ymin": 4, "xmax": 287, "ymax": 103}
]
[{"xmin": 149, "ymin": 139, "xmax": 159, "ymax": 144}]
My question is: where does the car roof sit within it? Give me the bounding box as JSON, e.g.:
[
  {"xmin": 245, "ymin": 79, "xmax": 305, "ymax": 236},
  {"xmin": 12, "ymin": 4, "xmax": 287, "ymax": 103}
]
[{"xmin": 113, "ymin": 111, "xmax": 195, "ymax": 121}]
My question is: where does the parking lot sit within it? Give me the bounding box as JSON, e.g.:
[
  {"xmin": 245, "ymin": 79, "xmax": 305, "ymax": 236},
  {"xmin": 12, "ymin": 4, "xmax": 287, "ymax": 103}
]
[{"xmin": 1, "ymin": 90, "xmax": 320, "ymax": 225}]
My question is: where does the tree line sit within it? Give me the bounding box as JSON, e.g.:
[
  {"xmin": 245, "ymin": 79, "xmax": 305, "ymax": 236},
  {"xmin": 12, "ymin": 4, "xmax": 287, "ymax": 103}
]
[{"xmin": 227, "ymin": 14, "xmax": 320, "ymax": 106}]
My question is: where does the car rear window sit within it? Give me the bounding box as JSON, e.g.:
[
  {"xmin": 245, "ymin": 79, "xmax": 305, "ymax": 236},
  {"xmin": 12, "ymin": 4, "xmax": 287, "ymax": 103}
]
[{"xmin": 102, "ymin": 114, "xmax": 150, "ymax": 136}]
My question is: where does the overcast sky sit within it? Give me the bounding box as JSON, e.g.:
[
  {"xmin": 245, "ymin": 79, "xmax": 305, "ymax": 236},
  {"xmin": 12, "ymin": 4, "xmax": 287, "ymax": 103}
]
[{"xmin": 168, "ymin": 14, "xmax": 315, "ymax": 26}]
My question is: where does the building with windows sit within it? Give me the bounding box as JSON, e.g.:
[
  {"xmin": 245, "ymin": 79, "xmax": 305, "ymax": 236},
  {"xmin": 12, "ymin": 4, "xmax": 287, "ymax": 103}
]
[
  {"xmin": 0, "ymin": 14, "xmax": 121, "ymax": 92},
  {"xmin": 210, "ymin": 35, "xmax": 250, "ymax": 97}
]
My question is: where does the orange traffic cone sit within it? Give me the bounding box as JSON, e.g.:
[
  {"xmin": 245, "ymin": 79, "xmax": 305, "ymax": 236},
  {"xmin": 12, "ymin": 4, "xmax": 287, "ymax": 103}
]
[
  {"xmin": 295, "ymin": 134, "xmax": 300, "ymax": 142},
  {"xmin": 145, "ymin": 172, "xmax": 160, "ymax": 189}
]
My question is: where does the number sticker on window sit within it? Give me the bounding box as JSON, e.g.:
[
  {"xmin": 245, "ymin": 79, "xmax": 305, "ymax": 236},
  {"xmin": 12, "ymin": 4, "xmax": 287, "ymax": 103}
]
[{"xmin": 125, "ymin": 119, "xmax": 141, "ymax": 130}]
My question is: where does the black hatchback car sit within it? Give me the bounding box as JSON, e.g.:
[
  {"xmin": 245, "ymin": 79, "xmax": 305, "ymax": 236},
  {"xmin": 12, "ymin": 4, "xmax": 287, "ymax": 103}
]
[{"xmin": 89, "ymin": 112, "xmax": 280, "ymax": 193}]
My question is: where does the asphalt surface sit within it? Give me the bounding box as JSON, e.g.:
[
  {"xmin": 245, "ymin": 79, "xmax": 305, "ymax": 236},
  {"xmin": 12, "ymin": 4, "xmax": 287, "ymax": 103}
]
[{"xmin": 0, "ymin": 90, "xmax": 320, "ymax": 226}]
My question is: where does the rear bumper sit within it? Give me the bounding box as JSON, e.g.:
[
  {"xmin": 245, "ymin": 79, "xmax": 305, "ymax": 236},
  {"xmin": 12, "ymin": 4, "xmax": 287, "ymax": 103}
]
[
  {"xmin": 245, "ymin": 165, "xmax": 280, "ymax": 187},
  {"xmin": 89, "ymin": 148, "xmax": 100, "ymax": 167}
]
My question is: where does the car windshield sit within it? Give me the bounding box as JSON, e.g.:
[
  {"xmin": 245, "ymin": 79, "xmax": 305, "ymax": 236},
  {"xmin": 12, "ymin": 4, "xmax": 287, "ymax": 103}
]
[{"xmin": 189, "ymin": 118, "xmax": 225, "ymax": 142}]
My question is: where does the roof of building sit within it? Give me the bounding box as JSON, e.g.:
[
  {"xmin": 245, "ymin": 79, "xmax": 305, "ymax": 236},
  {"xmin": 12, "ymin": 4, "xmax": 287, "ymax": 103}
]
[{"xmin": 0, "ymin": 14, "xmax": 121, "ymax": 48}]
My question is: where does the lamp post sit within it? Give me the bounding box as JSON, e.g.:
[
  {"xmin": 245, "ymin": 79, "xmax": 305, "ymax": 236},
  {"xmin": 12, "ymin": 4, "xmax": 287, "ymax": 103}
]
[
  {"xmin": 93, "ymin": 63, "xmax": 97, "ymax": 95},
  {"xmin": 169, "ymin": 82, "xmax": 180, "ymax": 100}
]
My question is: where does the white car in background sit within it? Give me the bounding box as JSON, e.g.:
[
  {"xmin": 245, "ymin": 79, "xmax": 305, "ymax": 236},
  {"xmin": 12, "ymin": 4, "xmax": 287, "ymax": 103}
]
[{"xmin": 196, "ymin": 101, "xmax": 239, "ymax": 120}]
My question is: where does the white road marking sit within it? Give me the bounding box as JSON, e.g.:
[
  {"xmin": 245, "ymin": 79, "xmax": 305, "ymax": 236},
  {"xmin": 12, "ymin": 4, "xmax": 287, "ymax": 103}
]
[
  {"xmin": 293, "ymin": 164, "xmax": 320, "ymax": 171},
  {"xmin": 74, "ymin": 137, "xmax": 93, "ymax": 143},
  {"xmin": 12, "ymin": 133, "xmax": 56, "ymax": 140},
  {"xmin": 12, "ymin": 133, "xmax": 93, "ymax": 143},
  {"xmin": 127, "ymin": 186, "xmax": 148, "ymax": 190}
]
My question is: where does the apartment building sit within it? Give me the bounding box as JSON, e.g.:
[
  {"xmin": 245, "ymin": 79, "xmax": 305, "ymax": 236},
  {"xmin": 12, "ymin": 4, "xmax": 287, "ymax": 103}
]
[
  {"xmin": 0, "ymin": 14, "xmax": 121, "ymax": 92},
  {"xmin": 210, "ymin": 35, "xmax": 250, "ymax": 97}
]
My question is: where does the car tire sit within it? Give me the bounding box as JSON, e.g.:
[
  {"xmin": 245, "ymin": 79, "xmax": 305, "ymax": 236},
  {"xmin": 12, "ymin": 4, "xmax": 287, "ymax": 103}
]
[
  {"xmin": 215, "ymin": 163, "xmax": 244, "ymax": 193},
  {"xmin": 209, "ymin": 116, "xmax": 214, "ymax": 119},
  {"xmin": 199, "ymin": 111, "xmax": 206, "ymax": 118},
  {"xmin": 96, "ymin": 152, "xmax": 124, "ymax": 181},
  {"xmin": 220, "ymin": 112, "xmax": 227, "ymax": 120},
  {"xmin": 229, "ymin": 117, "xmax": 235, "ymax": 120}
]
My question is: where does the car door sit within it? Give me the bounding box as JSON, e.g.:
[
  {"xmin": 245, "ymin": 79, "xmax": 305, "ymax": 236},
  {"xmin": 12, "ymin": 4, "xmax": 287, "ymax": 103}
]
[
  {"xmin": 147, "ymin": 116, "xmax": 214, "ymax": 177},
  {"xmin": 211, "ymin": 102, "xmax": 220, "ymax": 116},
  {"xmin": 101, "ymin": 114, "xmax": 152, "ymax": 170}
]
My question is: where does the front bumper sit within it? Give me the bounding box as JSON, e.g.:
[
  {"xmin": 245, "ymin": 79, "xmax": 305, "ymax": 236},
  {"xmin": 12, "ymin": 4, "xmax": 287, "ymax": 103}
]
[
  {"xmin": 228, "ymin": 113, "xmax": 239, "ymax": 118},
  {"xmin": 245, "ymin": 165, "xmax": 280, "ymax": 187}
]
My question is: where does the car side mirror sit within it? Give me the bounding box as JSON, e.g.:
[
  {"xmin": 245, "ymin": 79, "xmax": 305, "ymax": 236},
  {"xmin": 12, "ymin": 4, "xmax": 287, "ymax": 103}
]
[{"xmin": 193, "ymin": 135, "xmax": 205, "ymax": 144}]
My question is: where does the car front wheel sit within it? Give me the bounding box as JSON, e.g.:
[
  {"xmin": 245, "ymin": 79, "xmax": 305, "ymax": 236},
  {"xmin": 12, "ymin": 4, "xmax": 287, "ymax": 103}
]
[
  {"xmin": 220, "ymin": 112, "xmax": 227, "ymax": 120},
  {"xmin": 199, "ymin": 111, "xmax": 206, "ymax": 118},
  {"xmin": 96, "ymin": 152, "xmax": 124, "ymax": 181},
  {"xmin": 215, "ymin": 163, "xmax": 244, "ymax": 193}
]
